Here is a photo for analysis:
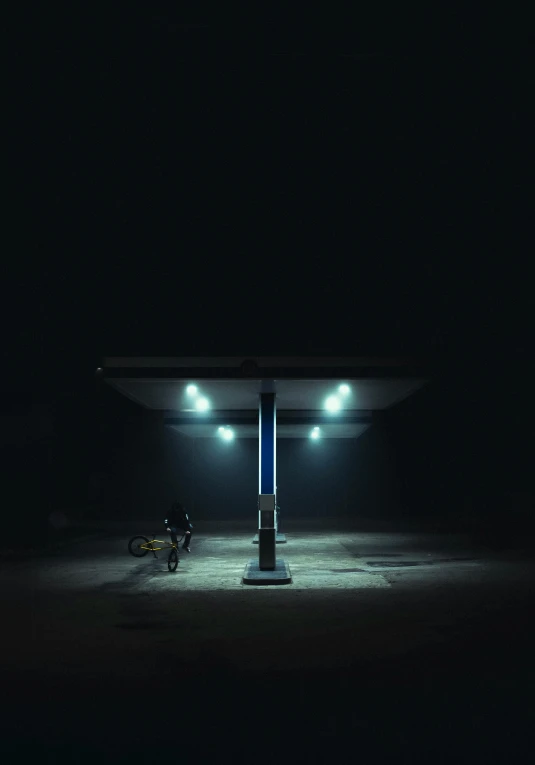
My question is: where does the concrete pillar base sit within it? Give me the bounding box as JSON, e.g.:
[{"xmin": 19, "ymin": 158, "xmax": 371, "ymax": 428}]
[{"xmin": 243, "ymin": 559, "xmax": 292, "ymax": 585}]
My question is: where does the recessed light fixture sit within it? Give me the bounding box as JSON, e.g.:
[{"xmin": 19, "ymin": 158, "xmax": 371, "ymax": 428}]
[{"xmin": 325, "ymin": 395, "xmax": 341, "ymax": 412}]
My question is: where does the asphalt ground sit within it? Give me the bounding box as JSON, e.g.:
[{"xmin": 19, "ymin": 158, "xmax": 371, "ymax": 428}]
[{"xmin": 1, "ymin": 528, "xmax": 534, "ymax": 763}]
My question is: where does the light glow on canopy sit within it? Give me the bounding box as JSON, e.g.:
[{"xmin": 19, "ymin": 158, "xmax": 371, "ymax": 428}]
[
  {"xmin": 338, "ymin": 384, "xmax": 350, "ymax": 395},
  {"xmin": 325, "ymin": 395, "xmax": 341, "ymax": 412},
  {"xmin": 186, "ymin": 384, "xmax": 198, "ymax": 396},
  {"xmin": 195, "ymin": 397, "xmax": 209, "ymax": 411}
]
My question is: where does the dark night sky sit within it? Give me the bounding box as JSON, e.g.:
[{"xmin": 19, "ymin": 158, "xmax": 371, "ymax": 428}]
[{"xmin": 6, "ymin": 9, "xmax": 532, "ymax": 402}]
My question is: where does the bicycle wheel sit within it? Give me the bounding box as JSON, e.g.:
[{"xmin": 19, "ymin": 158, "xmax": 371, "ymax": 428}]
[
  {"xmin": 128, "ymin": 536, "xmax": 150, "ymax": 557},
  {"xmin": 168, "ymin": 548, "xmax": 178, "ymax": 572}
]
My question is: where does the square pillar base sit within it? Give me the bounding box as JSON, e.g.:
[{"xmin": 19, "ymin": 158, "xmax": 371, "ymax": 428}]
[{"xmin": 243, "ymin": 559, "xmax": 292, "ymax": 585}]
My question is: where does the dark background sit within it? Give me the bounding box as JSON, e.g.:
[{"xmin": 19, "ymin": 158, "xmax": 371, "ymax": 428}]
[{"xmin": 4, "ymin": 9, "xmax": 533, "ymax": 534}]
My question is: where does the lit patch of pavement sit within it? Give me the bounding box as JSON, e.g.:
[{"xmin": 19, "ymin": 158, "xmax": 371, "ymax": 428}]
[
  {"xmin": 365, "ymin": 557, "xmax": 477, "ymax": 569},
  {"xmin": 366, "ymin": 561, "xmax": 433, "ymax": 567},
  {"xmin": 329, "ymin": 568, "xmax": 367, "ymax": 573},
  {"xmin": 361, "ymin": 553, "xmax": 404, "ymax": 557}
]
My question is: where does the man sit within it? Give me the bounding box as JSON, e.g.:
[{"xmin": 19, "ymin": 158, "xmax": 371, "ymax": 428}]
[{"xmin": 165, "ymin": 501, "xmax": 193, "ymax": 552}]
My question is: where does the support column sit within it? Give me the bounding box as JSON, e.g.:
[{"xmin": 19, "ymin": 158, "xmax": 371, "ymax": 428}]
[
  {"xmin": 243, "ymin": 382, "xmax": 291, "ymax": 584},
  {"xmin": 258, "ymin": 387, "xmax": 276, "ymax": 569}
]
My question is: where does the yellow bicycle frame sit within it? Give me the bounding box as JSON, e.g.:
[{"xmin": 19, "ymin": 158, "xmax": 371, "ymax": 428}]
[{"xmin": 140, "ymin": 538, "xmax": 178, "ymax": 552}]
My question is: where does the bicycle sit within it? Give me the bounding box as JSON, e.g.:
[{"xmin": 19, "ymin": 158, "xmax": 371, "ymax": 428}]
[{"xmin": 127, "ymin": 533, "xmax": 185, "ymax": 572}]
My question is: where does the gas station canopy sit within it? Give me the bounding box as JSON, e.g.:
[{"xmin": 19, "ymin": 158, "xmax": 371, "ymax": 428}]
[{"xmin": 101, "ymin": 356, "xmax": 428, "ymax": 440}]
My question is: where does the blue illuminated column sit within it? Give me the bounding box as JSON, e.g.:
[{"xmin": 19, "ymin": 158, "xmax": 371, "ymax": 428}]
[
  {"xmin": 259, "ymin": 389, "xmax": 276, "ymax": 496},
  {"xmin": 258, "ymin": 383, "xmax": 276, "ymax": 569}
]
